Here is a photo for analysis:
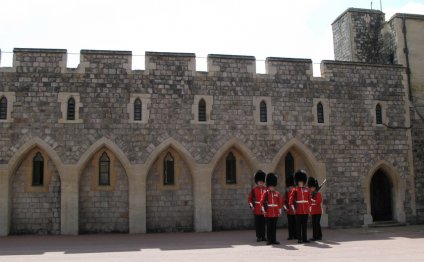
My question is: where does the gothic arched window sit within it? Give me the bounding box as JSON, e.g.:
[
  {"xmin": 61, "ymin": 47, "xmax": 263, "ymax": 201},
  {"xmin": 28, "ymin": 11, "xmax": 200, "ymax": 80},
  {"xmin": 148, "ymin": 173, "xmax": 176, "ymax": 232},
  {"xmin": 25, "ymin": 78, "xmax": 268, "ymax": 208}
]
[
  {"xmin": 317, "ymin": 102, "xmax": 324, "ymax": 123},
  {"xmin": 164, "ymin": 153, "xmax": 175, "ymax": 185},
  {"xmin": 260, "ymin": 100, "xmax": 267, "ymax": 122},
  {"xmin": 32, "ymin": 152, "xmax": 44, "ymax": 186},
  {"xmin": 0, "ymin": 96, "xmax": 7, "ymax": 120},
  {"xmin": 198, "ymin": 99, "xmax": 206, "ymax": 122},
  {"xmin": 285, "ymin": 152, "xmax": 294, "ymax": 184},
  {"xmin": 67, "ymin": 97, "xmax": 75, "ymax": 120},
  {"xmin": 376, "ymin": 104, "xmax": 383, "ymax": 125},
  {"xmin": 226, "ymin": 152, "xmax": 237, "ymax": 184},
  {"xmin": 99, "ymin": 152, "xmax": 110, "ymax": 186},
  {"xmin": 134, "ymin": 98, "xmax": 142, "ymax": 121}
]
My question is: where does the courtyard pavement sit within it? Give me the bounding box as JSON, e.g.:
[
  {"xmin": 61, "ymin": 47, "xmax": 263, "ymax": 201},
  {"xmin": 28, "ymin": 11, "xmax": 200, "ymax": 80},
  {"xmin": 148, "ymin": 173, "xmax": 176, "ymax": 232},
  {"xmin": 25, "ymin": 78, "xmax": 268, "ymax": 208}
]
[{"xmin": 0, "ymin": 225, "xmax": 423, "ymax": 261}]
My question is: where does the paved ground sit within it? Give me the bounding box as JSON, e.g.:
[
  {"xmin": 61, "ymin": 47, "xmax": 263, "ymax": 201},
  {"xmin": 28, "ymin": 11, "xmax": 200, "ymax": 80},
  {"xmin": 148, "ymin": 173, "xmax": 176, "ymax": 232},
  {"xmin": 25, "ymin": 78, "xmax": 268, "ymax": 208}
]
[{"xmin": 0, "ymin": 225, "xmax": 424, "ymax": 261}]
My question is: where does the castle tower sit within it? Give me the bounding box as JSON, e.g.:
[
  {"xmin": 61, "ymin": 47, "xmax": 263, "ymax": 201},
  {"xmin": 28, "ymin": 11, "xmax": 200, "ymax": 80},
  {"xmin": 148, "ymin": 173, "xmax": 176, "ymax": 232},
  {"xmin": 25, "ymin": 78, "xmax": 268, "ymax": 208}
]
[{"xmin": 332, "ymin": 8, "xmax": 385, "ymax": 63}]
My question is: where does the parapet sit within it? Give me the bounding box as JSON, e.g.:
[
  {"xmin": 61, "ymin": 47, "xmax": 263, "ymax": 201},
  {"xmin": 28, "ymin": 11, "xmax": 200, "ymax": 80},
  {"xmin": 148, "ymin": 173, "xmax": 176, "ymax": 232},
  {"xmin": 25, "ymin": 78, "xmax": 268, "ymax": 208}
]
[
  {"xmin": 207, "ymin": 54, "xmax": 256, "ymax": 75},
  {"xmin": 13, "ymin": 48, "xmax": 67, "ymax": 73},
  {"xmin": 265, "ymin": 57, "xmax": 312, "ymax": 78},
  {"xmin": 145, "ymin": 52, "xmax": 196, "ymax": 76},
  {"xmin": 80, "ymin": 50, "xmax": 132, "ymax": 73}
]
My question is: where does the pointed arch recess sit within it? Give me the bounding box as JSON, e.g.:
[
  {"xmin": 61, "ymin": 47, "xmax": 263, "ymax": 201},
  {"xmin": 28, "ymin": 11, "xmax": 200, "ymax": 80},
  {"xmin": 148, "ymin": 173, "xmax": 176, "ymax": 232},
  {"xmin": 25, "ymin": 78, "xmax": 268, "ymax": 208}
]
[
  {"xmin": 143, "ymin": 138, "xmax": 196, "ymax": 180},
  {"xmin": 270, "ymin": 138, "xmax": 326, "ymax": 184},
  {"xmin": 76, "ymin": 137, "xmax": 132, "ymax": 179},
  {"xmin": 8, "ymin": 137, "xmax": 64, "ymax": 180},
  {"xmin": 209, "ymin": 138, "xmax": 259, "ymax": 176},
  {"xmin": 362, "ymin": 160, "xmax": 405, "ymax": 224}
]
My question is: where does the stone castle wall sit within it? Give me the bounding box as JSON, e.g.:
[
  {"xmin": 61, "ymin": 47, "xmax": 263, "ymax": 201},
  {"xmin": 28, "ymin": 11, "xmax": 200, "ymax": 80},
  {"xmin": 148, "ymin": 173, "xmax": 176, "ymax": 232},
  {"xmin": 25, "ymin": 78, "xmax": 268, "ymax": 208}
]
[{"xmin": 0, "ymin": 48, "xmax": 417, "ymax": 234}]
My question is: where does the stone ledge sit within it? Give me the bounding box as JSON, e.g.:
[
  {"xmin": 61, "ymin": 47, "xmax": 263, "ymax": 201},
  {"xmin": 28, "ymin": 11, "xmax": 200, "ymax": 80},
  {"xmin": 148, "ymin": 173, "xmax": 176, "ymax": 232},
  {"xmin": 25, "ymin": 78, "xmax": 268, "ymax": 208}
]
[
  {"xmin": 266, "ymin": 57, "xmax": 312, "ymax": 63},
  {"xmin": 13, "ymin": 48, "xmax": 67, "ymax": 53},
  {"xmin": 207, "ymin": 54, "xmax": 255, "ymax": 61},
  {"xmin": 145, "ymin": 52, "xmax": 195, "ymax": 58},
  {"xmin": 322, "ymin": 60, "xmax": 404, "ymax": 68},
  {"xmin": 389, "ymin": 13, "xmax": 424, "ymax": 22},
  {"xmin": 81, "ymin": 50, "xmax": 132, "ymax": 55}
]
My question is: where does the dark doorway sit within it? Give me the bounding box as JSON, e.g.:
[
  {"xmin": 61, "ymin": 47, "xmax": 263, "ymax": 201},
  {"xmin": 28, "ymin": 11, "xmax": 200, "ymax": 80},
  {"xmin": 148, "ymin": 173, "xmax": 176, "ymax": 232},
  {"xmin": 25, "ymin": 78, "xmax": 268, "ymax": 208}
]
[{"xmin": 371, "ymin": 169, "xmax": 393, "ymax": 221}]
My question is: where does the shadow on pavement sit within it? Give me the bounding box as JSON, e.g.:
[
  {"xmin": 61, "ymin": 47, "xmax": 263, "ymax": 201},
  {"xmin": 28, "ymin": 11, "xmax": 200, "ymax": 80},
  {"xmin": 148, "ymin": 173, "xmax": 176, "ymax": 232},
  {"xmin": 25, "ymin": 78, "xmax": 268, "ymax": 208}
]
[{"xmin": 0, "ymin": 226, "xmax": 423, "ymax": 256}]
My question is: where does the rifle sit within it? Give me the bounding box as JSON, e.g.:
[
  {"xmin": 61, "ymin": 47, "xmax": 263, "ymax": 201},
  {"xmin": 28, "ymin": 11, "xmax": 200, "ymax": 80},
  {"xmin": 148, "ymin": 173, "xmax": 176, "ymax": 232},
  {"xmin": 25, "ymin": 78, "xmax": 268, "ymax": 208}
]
[
  {"xmin": 312, "ymin": 179, "xmax": 327, "ymax": 197},
  {"xmin": 317, "ymin": 179, "xmax": 327, "ymax": 192}
]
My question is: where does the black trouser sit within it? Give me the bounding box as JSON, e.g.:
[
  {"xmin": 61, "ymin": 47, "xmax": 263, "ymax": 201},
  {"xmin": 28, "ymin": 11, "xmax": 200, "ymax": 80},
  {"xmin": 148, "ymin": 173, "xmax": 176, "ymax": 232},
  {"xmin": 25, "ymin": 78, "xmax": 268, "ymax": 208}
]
[
  {"xmin": 287, "ymin": 214, "xmax": 296, "ymax": 239},
  {"xmin": 311, "ymin": 214, "xmax": 322, "ymax": 240},
  {"xmin": 266, "ymin": 217, "xmax": 278, "ymax": 243},
  {"xmin": 295, "ymin": 214, "xmax": 308, "ymax": 242},
  {"xmin": 254, "ymin": 215, "xmax": 266, "ymax": 239}
]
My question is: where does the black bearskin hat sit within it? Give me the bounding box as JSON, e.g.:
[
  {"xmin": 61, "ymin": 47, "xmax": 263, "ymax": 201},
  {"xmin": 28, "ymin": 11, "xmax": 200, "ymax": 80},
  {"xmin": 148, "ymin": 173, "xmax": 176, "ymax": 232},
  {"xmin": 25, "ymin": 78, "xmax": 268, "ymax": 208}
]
[
  {"xmin": 286, "ymin": 174, "xmax": 295, "ymax": 187},
  {"xmin": 266, "ymin": 172, "xmax": 278, "ymax": 187},
  {"xmin": 254, "ymin": 170, "xmax": 266, "ymax": 184},
  {"xmin": 307, "ymin": 177, "xmax": 319, "ymax": 188},
  {"xmin": 294, "ymin": 170, "xmax": 308, "ymax": 185}
]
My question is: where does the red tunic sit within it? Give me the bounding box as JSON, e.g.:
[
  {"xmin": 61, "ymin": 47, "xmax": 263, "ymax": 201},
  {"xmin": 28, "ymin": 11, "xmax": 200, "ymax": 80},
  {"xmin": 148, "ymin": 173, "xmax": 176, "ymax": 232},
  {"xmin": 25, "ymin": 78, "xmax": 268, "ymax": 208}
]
[
  {"xmin": 310, "ymin": 192, "xmax": 322, "ymax": 215},
  {"xmin": 248, "ymin": 185, "xmax": 267, "ymax": 215},
  {"xmin": 289, "ymin": 186, "xmax": 311, "ymax": 215},
  {"xmin": 260, "ymin": 190, "xmax": 282, "ymax": 218},
  {"xmin": 281, "ymin": 187, "xmax": 295, "ymax": 215}
]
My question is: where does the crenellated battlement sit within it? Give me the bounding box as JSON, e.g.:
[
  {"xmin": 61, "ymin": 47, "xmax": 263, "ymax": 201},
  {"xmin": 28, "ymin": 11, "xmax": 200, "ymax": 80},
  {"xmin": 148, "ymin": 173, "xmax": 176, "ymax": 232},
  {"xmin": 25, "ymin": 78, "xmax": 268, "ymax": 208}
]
[{"xmin": 0, "ymin": 48, "xmax": 405, "ymax": 81}]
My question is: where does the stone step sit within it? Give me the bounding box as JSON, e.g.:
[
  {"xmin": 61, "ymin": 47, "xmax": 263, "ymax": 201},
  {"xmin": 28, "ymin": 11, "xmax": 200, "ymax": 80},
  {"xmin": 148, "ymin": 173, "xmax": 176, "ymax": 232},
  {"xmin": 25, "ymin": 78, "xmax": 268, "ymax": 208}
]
[{"xmin": 368, "ymin": 221, "xmax": 406, "ymax": 228}]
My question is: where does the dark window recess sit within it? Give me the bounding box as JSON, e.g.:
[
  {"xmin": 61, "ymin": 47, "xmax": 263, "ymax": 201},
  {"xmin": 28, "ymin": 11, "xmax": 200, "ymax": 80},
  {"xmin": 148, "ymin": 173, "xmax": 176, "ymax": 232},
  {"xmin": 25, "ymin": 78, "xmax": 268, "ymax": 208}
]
[
  {"xmin": 164, "ymin": 153, "xmax": 175, "ymax": 185},
  {"xmin": 260, "ymin": 101, "xmax": 267, "ymax": 122},
  {"xmin": 317, "ymin": 102, "xmax": 324, "ymax": 123},
  {"xmin": 0, "ymin": 96, "xmax": 7, "ymax": 120},
  {"xmin": 32, "ymin": 152, "xmax": 44, "ymax": 186},
  {"xmin": 67, "ymin": 97, "xmax": 76, "ymax": 120},
  {"xmin": 226, "ymin": 152, "xmax": 237, "ymax": 184},
  {"xmin": 134, "ymin": 98, "xmax": 142, "ymax": 121},
  {"xmin": 285, "ymin": 152, "xmax": 294, "ymax": 185},
  {"xmin": 198, "ymin": 99, "xmax": 206, "ymax": 122},
  {"xmin": 376, "ymin": 104, "xmax": 383, "ymax": 125},
  {"xmin": 99, "ymin": 152, "xmax": 110, "ymax": 186}
]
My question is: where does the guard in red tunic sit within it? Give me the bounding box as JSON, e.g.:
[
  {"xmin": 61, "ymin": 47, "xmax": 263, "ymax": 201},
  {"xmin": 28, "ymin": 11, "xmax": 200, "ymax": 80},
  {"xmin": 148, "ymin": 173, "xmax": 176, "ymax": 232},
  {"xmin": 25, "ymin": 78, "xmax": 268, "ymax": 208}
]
[
  {"xmin": 247, "ymin": 170, "xmax": 267, "ymax": 242},
  {"xmin": 282, "ymin": 174, "xmax": 296, "ymax": 240},
  {"xmin": 260, "ymin": 172, "xmax": 282, "ymax": 245},
  {"xmin": 308, "ymin": 177, "xmax": 323, "ymax": 241},
  {"xmin": 289, "ymin": 170, "xmax": 311, "ymax": 244}
]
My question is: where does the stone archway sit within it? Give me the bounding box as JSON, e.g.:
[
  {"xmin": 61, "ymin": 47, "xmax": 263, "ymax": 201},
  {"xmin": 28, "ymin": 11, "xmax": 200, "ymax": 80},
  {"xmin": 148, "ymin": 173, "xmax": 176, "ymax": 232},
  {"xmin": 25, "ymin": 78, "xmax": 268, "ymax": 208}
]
[
  {"xmin": 145, "ymin": 145, "xmax": 194, "ymax": 232},
  {"xmin": 210, "ymin": 140, "xmax": 256, "ymax": 231},
  {"xmin": 370, "ymin": 169, "xmax": 393, "ymax": 221},
  {"xmin": 271, "ymin": 138, "xmax": 327, "ymax": 227},
  {"xmin": 363, "ymin": 161, "xmax": 405, "ymax": 225}
]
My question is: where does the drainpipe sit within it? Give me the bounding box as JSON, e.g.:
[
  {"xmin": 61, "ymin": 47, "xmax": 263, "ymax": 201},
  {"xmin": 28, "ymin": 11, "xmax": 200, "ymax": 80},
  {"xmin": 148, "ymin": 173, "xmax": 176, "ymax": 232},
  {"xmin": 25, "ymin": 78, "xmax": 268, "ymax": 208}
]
[{"xmin": 402, "ymin": 15, "xmax": 413, "ymax": 102}]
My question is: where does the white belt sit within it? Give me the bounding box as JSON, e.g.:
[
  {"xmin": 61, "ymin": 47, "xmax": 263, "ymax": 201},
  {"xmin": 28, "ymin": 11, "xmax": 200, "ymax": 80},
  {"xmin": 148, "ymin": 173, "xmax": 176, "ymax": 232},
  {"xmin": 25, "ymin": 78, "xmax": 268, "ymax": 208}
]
[
  {"xmin": 296, "ymin": 200, "xmax": 308, "ymax": 203},
  {"xmin": 311, "ymin": 204, "xmax": 317, "ymax": 206},
  {"xmin": 268, "ymin": 204, "xmax": 278, "ymax": 207},
  {"xmin": 255, "ymin": 201, "xmax": 261, "ymax": 204}
]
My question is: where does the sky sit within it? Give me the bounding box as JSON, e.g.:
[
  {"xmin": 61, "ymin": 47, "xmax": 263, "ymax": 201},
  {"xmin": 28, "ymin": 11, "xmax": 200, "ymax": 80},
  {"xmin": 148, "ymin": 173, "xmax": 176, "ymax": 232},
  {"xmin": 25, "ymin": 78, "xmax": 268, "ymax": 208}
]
[{"xmin": 1, "ymin": 0, "xmax": 424, "ymax": 74}]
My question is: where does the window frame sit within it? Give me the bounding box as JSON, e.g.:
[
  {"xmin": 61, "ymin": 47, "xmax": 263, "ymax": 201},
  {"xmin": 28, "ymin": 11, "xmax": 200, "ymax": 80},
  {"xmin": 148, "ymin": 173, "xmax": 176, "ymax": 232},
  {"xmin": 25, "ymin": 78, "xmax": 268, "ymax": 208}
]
[
  {"xmin": 225, "ymin": 152, "xmax": 237, "ymax": 184},
  {"xmin": 99, "ymin": 152, "xmax": 111, "ymax": 186},
  {"xmin": 32, "ymin": 152, "xmax": 44, "ymax": 186},
  {"xmin": 163, "ymin": 152, "xmax": 175, "ymax": 185}
]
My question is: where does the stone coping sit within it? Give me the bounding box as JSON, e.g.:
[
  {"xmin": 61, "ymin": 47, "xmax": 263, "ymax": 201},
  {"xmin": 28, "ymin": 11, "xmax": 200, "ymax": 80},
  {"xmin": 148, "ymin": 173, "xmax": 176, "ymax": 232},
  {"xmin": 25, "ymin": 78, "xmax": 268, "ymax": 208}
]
[
  {"xmin": 145, "ymin": 51, "xmax": 196, "ymax": 58},
  {"xmin": 266, "ymin": 57, "xmax": 312, "ymax": 63},
  {"xmin": 323, "ymin": 60, "xmax": 404, "ymax": 68},
  {"xmin": 389, "ymin": 13, "xmax": 424, "ymax": 22},
  {"xmin": 332, "ymin": 8, "xmax": 384, "ymax": 25},
  {"xmin": 13, "ymin": 48, "xmax": 67, "ymax": 53},
  {"xmin": 207, "ymin": 54, "xmax": 255, "ymax": 61},
  {"xmin": 81, "ymin": 50, "xmax": 132, "ymax": 55}
]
